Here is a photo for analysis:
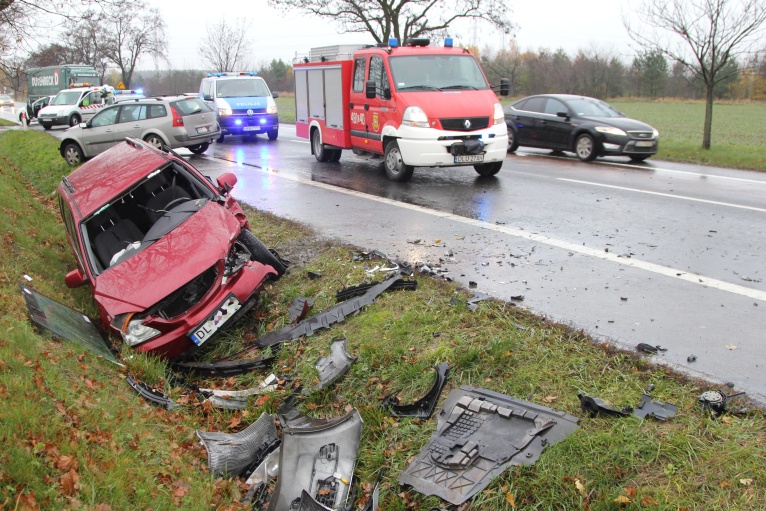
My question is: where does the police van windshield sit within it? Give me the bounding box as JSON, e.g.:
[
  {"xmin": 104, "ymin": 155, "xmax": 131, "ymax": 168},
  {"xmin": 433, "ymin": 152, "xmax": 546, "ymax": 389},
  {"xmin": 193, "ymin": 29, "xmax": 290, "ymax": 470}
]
[
  {"xmin": 215, "ymin": 79, "xmax": 270, "ymax": 98},
  {"xmin": 389, "ymin": 55, "xmax": 489, "ymax": 92},
  {"xmin": 52, "ymin": 91, "xmax": 83, "ymax": 106}
]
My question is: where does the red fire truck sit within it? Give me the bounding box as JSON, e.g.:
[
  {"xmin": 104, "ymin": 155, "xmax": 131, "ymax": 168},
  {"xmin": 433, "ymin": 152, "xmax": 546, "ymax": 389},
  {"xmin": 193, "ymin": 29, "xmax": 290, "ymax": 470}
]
[{"xmin": 293, "ymin": 38, "xmax": 509, "ymax": 182}]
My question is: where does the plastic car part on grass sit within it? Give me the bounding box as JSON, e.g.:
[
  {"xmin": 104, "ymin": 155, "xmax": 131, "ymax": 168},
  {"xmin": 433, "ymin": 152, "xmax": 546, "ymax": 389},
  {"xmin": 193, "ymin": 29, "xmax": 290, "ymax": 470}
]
[
  {"xmin": 632, "ymin": 394, "xmax": 677, "ymax": 421},
  {"xmin": 335, "ymin": 277, "xmax": 417, "ymax": 302},
  {"xmin": 268, "ymin": 408, "xmax": 363, "ymax": 511},
  {"xmin": 305, "ymin": 338, "xmax": 357, "ymax": 394},
  {"xmin": 242, "ymin": 446, "xmax": 281, "ymax": 507},
  {"xmin": 466, "ymin": 292, "xmax": 492, "ymax": 312},
  {"xmin": 171, "ymin": 351, "xmax": 277, "ymax": 377},
  {"xmin": 288, "ymin": 297, "xmax": 315, "ymax": 323},
  {"xmin": 398, "ymin": 386, "xmax": 580, "ymax": 506},
  {"xmin": 126, "ymin": 375, "xmax": 180, "ymax": 410},
  {"xmin": 254, "ymin": 276, "xmax": 414, "ymax": 349},
  {"xmin": 20, "ymin": 284, "xmax": 121, "ymax": 365},
  {"xmin": 382, "ymin": 362, "xmax": 450, "ymax": 419},
  {"xmin": 198, "ymin": 373, "xmax": 279, "ymax": 410},
  {"xmin": 577, "ymin": 393, "xmax": 632, "ymax": 417},
  {"xmin": 196, "ymin": 413, "xmax": 280, "ymax": 478},
  {"xmin": 698, "ymin": 390, "xmax": 746, "ymax": 417}
]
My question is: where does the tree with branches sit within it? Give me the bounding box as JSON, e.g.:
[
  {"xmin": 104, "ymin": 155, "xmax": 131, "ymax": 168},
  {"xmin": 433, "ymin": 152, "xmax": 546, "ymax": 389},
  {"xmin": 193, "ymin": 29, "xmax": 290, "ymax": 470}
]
[
  {"xmin": 268, "ymin": 0, "xmax": 513, "ymax": 44},
  {"xmin": 625, "ymin": 0, "xmax": 766, "ymax": 149},
  {"xmin": 198, "ymin": 18, "xmax": 254, "ymax": 72}
]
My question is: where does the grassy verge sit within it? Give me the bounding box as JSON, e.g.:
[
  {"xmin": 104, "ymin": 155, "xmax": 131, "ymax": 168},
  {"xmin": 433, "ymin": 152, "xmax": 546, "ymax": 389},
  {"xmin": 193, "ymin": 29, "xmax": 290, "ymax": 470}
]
[
  {"xmin": 0, "ymin": 118, "xmax": 17, "ymax": 127},
  {"xmin": 1, "ymin": 130, "xmax": 764, "ymax": 510}
]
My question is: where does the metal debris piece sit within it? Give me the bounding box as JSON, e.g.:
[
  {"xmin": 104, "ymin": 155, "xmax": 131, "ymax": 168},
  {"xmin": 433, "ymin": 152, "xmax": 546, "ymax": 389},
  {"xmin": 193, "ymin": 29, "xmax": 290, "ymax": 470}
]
[
  {"xmin": 636, "ymin": 343, "xmax": 667, "ymax": 354},
  {"xmin": 466, "ymin": 292, "xmax": 491, "ymax": 312},
  {"xmin": 268, "ymin": 409, "xmax": 363, "ymax": 511},
  {"xmin": 382, "ymin": 362, "xmax": 450, "ymax": 419},
  {"xmin": 398, "ymin": 386, "xmax": 579, "ymax": 505},
  {"xmin": 698, "ymin": 390, "xmax": 746, "ymax": 417},
  {"xmin": 308, "ymin": 338, "xmax": 357, "ymax": 393},
  {"xmin": 632, "ymin": 394, "xmax": 677, "ymax": 421},
  {"xmin": 577, "ymin": 393, "xmax": 631, "ymax": 417},
  {"xmin": 125, "ymin": 376, "xmax": 179, "ymax": 410},
  {"xmin": 196, "ymin": 413, "xmax": 280, "ymax": 478},
  {"xmin": 199, "ymin": 374, "xmax": 280, "ymax": 410},
  {"xmin": 289, "ymin": 297, "xmax": 315, "ymax": 323}
]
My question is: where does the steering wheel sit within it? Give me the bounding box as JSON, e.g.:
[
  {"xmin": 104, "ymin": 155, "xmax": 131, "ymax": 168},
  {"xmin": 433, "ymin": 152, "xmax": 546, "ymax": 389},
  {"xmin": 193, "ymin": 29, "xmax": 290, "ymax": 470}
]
[{"xmin": 163, "ymin": 197, "xmax": 190, "ymax": 211}]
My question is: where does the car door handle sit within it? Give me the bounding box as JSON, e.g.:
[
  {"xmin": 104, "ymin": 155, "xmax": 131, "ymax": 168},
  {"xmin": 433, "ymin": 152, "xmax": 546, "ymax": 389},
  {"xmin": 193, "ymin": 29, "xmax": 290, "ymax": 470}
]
[
  {"xmin": 133, "ymin": 124, "xmax": 141, "ymax": 128},
  {"xmin": 105, "ymin": 129, "xmax": 113, "ymax": 133}
]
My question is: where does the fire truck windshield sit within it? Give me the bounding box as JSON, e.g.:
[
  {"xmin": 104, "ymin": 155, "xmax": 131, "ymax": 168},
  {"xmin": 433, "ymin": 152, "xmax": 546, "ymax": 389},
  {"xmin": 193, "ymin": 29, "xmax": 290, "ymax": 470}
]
[
  {"xmin": 389, "ymin": 55, "xmax": 488, "ymax": 92},
  {"xmin": 216, "ymin": 78, "xmax": 270, "ymax": 98}
]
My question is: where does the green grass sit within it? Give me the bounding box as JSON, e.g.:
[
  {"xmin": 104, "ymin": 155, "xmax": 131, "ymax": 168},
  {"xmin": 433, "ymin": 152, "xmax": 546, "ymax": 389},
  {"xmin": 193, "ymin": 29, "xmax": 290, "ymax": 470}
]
[
  {"xmin": 1, "ymin": 130, "xmax": 765, "ymax": 510},
  {"xmin": 0, "ymin": 118, "xmax": 17, "ymax": 126}
]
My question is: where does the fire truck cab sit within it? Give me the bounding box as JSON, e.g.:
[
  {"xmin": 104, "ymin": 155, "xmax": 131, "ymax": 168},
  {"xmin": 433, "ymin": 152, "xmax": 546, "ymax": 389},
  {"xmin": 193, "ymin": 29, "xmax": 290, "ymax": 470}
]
[{"xmin": 293, "ymin": 38, "xmax": 509, "ymax": 182}]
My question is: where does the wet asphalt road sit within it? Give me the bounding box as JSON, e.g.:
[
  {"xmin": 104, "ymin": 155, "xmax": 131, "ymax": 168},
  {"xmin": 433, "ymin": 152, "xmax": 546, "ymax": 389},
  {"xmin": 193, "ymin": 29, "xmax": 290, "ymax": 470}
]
[{"xmin": 4, "ymin": 114, "xmax": 765, "ymax": 403}]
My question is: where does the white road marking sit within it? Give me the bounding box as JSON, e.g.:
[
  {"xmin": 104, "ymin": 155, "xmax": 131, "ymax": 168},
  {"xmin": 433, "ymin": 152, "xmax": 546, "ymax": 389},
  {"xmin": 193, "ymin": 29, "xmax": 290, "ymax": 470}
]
[
  {"xmin": 223, "ymin": 157, "xmax": 766, "ymax": 303},
  {"xmin": 558, "ymin": 178, "xmax": 766, "ymax": 213}
]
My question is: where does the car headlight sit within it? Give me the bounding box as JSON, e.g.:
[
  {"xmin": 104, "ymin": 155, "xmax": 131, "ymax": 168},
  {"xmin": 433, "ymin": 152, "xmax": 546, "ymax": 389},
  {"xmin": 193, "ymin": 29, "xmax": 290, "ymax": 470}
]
[
  {"xmin": 493, "ymin": 102, "xmax": 504, "ymax": 125},
  {"xmin": 595, "ymin": 126, "xmax": 627, "ymax": 137},
  {"xmin": 652, "ymin": 129, "xmax": 659, "ymax": 138},
  {"xmin": 112, "ymin": 313, "xmax": 161, "ymax": 346},
  {"xmin": 218, "ymin": 107, "xmax": 232, "ymax": 116},
  {"xmin": 266, "ymin": 105, "xmax": 278, "ymax": 114},
  {"xmin": 402, "ymin": 106, "xmax": 429, "ymax": 128}
]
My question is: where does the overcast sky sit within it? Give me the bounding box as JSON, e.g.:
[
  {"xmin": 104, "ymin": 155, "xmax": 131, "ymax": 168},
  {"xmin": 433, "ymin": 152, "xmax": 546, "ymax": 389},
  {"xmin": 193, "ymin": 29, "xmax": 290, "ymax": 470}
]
[{"xmin": 146, "ymin": 0, "xmax": 637, "ymax": 70}]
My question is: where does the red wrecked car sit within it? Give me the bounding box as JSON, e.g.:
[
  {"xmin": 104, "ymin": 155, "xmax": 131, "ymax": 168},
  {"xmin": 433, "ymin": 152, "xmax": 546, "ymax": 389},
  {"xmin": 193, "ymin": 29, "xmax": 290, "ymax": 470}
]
[{"xmin": 57, "ymin": 138, "xmax": 284, "ymax": 359}]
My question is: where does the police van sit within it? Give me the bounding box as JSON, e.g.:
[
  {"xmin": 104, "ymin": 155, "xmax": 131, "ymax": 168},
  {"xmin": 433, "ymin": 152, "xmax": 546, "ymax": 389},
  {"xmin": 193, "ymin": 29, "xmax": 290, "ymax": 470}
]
[
  {"xmin": 37, "ymin": 84, "xmax": 115, "ymax": 129},
  {"xmin": 199, "ymin": 72, "xmax": 279, "ymax": 142}
]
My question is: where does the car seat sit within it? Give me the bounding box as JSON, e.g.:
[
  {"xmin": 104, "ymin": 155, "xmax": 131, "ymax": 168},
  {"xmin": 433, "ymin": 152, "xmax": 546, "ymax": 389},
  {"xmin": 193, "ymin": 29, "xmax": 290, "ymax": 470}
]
[
  {"xmin": 145, "ymin": 186, "xmax": 191, "ymax": 222},
  {"xmin": 93, "ymin": 219, "xmax": 144, "ymax": 269}
]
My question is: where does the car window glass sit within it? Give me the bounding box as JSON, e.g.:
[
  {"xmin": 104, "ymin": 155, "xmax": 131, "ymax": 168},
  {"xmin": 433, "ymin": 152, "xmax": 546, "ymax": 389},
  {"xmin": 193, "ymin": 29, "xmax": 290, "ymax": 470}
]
[
  {"xmin": 544, "ymin": 99, "xmax": 567, "ymax": 115},
  {"xmin": 522, "ymin": 97, "xmax": 546, "ymax": 113},
  {"xmin": 171, "ymin": 98, "xmax": 212, "ymax": 115},
  {"xmin": 90, "ymin": 107, "xmax": 119, "ymax": 127},
  {"xmin": 118, "ymin": 105, "xmax": 143, "ymax": 123},
  {"xmin": 567, "ymin": 98, "xmax": 622, "ymax": 118},
  {"xmin": 147, "ymin": 105, "xmax": 167, "ymax": 119},
  {"xmin": 352, "ymin": 57, "xmax": 366, "ymax": 92},
  {"xmin": 369, "ymin": 56, "xmax": 390, "ymax": 98}
]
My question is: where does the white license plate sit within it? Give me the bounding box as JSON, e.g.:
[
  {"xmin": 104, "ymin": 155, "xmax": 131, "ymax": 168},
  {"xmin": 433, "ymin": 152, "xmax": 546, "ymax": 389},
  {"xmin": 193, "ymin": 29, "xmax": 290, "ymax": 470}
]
[
  {"xmin": 196, "ymin": 126, "xmax": 210, "ymax": 134},
  {"xmin": 635, "ymin": 141, "xmax": 654, "ymax": 147},
  {"xmin": 189, "ymin": 295, "xmax": 241, "ymax": 346},
  {"xmin": 454, "ymin": 154, "xmax": 484, "ymax": 163},
  {"xmin": 243, "ymin": 126, "xmax": 260, "ymax": 131}
]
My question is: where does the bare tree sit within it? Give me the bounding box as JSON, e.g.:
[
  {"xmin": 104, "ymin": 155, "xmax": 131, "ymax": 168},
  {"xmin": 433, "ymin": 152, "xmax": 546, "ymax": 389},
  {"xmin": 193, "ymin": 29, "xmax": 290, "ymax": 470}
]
[
  {"xmin": 198, "ymin": 18, "xmax": 254, "ymax": 72},
  {"xmin": 268, "ymin": 0, "xmax": 513, "ymax": 44},
  {"xmin": 626, "ymin": 0, "xmax": 766, "ymax": 149}
]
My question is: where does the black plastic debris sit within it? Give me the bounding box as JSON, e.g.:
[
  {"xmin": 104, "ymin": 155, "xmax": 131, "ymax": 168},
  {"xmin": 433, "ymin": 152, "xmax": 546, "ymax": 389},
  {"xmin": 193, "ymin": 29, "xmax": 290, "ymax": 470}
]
[
  {"xmin": 20, "ymin": 284, "xmax": 120, "ymax": 365},
  {"xmin": 268, "ymin": 409, "xmax": 363, "ymax": 511},
  {"xmin": 466, "ymin": 292, "xmax": 491, "ymax": 312},
  {"xmin": 398, "ymin": 386, "xmax": 579, "ymax": 505},
  {"xmin": 382, "ymin": 362, "xmax": 450, "ymax": 419},
  {"xmin": 698, "ymin": 390, "xmax": 746, "ymax": 417},
  {"xmin": 126, "ymin": 376, "xmax": 179, "ymax": 410},
  {"xmin": 307, "ymin": 338, "xmax": 357, "ymax": 393},
  {"xmin": 636, "ymin": 343, "xmax": 667, "ymax": 354},
  {"xmin": 335, "ymin": 278, "xmax": 417, "ymax": 302},
  {"xmin": 510, "ymin": 294, "xmax": 525, "ymax": 302},
  {"xmin": 577, "ymin": 393, "xmax": 631, "ymax": 417},
  {"xmin": 289, "ymin": 297, "xmax": 315, "ymax": 323},
  {"xmin": 243, "ymin": 447, "xmax": 281, "ymax": 508},
  {"xmin": 307, "ymin": 271, "xmax": 322, "ymax": 280},
  {"xmin": 468, "ymin": 281, "xmax": 477, "ymax": 289},
  {"xmin": 687, "ymin": 354, "xmax": 697, "ymax": 363},
  {"xmin": 197, "ymin": 413, "xmax": 280, "ymax": 478},
  {"xmin": 359, "ymin": 473, "xmax": 383, "ymax": 511},
  {"xmin": 632, "ymin": 394, "xmax": 677, "ymax": 421},
  {"xmin": 171, "ymin": 354, "xmax": 277, "ymax": 377}
]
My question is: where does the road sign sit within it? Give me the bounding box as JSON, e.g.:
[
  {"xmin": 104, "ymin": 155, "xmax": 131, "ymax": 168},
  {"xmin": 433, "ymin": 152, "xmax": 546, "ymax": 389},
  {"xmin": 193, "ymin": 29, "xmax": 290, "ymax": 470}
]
[{"xmin": 117, "ymin": 81, "xmax": 125, "ymax": 90}]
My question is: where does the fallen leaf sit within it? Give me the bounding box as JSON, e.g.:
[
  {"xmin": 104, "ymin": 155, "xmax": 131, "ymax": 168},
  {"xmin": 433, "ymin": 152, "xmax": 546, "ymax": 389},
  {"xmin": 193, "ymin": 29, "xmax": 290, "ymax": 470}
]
[
  {"xmin": 613, "ymin": 495, "xmax": 630, "ymax": 504},
  {"xmin": 720, "ymin": 481, "xmax": 731, "ymax": 488},
  {"xmin": 575, "ymin": 478, "xmax": 585, "ymax": 495},
  {"xmin": 505, "ymin": 492, "xmax": 516, "ymax": 508},
  {"xmin": 725, "ymin": 344, "xmax": 737, "ymax": 350},
  {"xmin": 625, "ymin": 485, "xmax": 637, "ymax": 497},
  {"xmin": 641, "ymin": 495, "xmax": 656, "ymax": 506},
  {"xmin": 542, "ymin": 395, "xmax": 557, "ymax": 404},
  {"xmin": 59, "ymin": 469, "xmax": 80, "ymax": 496},
  {"xmin": 740, "ymin": 478, "xmax": 753, "ymax": 486}
]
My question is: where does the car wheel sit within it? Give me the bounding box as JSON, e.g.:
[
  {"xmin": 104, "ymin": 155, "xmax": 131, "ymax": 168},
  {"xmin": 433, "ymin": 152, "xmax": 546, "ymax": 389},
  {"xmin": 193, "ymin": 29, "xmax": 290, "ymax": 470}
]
[
  {"xmin": 238, "ymin": 228, "xmax": 286, "ymax": 277},
  {"xmin": 187, "ymin": 143, "xmax": 209, "ymax": 154},
  {"xmin": 40, "ymin": 122, "xmax": 52, "ymax": 130},
  {"xmin": 62, "ymin": 142, "xmax": 84, "ymax": 166},
  {"xmin": 507, "ymin": 127, "xmax": 519, "ymax": 153},
  {"xmin": 68, "ymin": 114, "xmax": 81, "ymax": 127},
  {"xmin": 575, "ymin": 133, "xmax": 598, "ymax": 161},
  {"xmin": 474, "ymin": 161, "xmax": 503, "ymax": 177},
  {"xmin": 216, "ymin": 133, "xmax": 224, "ymax": 143},
  {"xmin": 144, "ymin": 134, "xmax": 165, "ymax": 150},
  {"xmin": 312, "ymin": 129, "xmax": 332, "ymax": 162},
  {"xmin": 384, "ymin": 140, "xmax": 414, "ymax": 182},
  {"xmin": 267, "ymin": 129, "xmax": 278, "ymax": 141},
  {"xmin": 630, "ymin": 155, "xmax": 650, "ymax": 162}
]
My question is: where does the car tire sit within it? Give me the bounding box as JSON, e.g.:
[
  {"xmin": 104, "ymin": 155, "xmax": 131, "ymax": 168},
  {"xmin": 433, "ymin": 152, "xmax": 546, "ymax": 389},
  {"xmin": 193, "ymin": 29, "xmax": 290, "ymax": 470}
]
[
  {"xmin": 144, "ymin": 134, "xmax": 165, "ymax": 150},
  {"xmin": 187, "ymin": 143, "xmax": 209, "ymax": 154},
  {"xmin": 507, "ymin": 127, "xmax": 519, "ymax": 153},
  {"xmin": 474, "ymin": 161, "xmax": 503, "ymax": 177},
  {"xmin": 312, "ymin": 129, "xmax": 332, "ymax": 162},
  {"xmin": 62, "ymin": 142, "xmax": 84, "ymax": 166},
  {"xmin": 216, "ymin": 133, "xmax": 224, "ymax": 143},
  {"xmin": 68, "ymin": 114, "xmax": 81, "ymax": 127},
  {"xmin": 238, "ymin": 228, "xmax": 286, "ymax": 277},
  {"xmin": 575, "ymin": 133, "xmax": 598, "ymax": 161},
  {"xmin": 630, "ymin": 155, "xmax": 650, "ymax": 162},
  {"xmin": 267, "ymin": 129, "xmax": 278, "ymax": 141},
  {"xmin": 40, "ymin": 122, "xmax": 52, "ymax": 130},
  {"xmin": 384, "ymin": 140, "xmax": 414, "ymax": 182}
]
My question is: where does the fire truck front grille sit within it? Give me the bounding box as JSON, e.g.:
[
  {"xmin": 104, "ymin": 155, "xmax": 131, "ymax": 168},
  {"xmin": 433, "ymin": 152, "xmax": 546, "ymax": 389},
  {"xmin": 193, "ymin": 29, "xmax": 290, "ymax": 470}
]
[{"xmin": 440, "ymin": 117, "xmax": 490, "ymax": 131}]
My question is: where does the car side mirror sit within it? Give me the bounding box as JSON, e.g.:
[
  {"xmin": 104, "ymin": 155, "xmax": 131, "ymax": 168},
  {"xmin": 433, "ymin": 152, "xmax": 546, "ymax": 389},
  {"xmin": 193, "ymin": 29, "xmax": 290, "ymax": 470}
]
[
  {"xmin": 499, "ymin": 78, "xmax": 510, "ymax": 96},
  {"xmin": 365, "ymin": 80, "xmax": 376, "ymax": 99},
  {"xmin": 272, "ymin": 91, "xmax": 280, "ymax": 99},
  {"xmin": 203, "ymin": 94, "xmax": 213, "ymax": 101},
  {"xmin": 65, "ymin": 268, "xmax": 87, "ymax": 288},
  {"xmin": 79, "ymin": 122, "xmax": 88, "ymax": 129},
  {"xmin": 557, "ymin": 111, "xmax": 570, "ymax": 119},
  {"xmin": 216, "ymin": 172, "xmax": 237, "ymax": 194}
]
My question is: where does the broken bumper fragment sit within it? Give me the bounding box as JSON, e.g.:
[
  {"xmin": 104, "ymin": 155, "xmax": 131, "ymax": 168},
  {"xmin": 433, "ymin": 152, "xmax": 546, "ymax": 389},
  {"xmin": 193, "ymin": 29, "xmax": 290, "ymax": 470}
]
[
  {"xmin": 197, "ymin": 413, "xmax": 279, "ymax": 477},
  {"xmin": 382, "ymin": 362, "xmax": 450, "ymax": 419}
]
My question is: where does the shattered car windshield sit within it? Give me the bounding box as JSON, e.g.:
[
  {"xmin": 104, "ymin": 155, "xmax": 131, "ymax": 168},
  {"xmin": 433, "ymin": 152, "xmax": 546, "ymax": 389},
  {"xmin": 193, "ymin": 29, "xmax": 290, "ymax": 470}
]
[
  {"xmin": 389, "ymin": 55, "xmax": 489, "ymax": 91},
  {"xmin": 81, "ymin": 162, "xmax": 216, "ymax": 274}
]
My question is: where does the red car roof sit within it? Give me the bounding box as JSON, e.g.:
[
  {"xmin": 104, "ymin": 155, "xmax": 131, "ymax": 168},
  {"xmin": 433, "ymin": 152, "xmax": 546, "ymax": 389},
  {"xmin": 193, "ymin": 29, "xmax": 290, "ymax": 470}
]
[{"xmin": 62, "ymin": 139, "xmax": 171, "ymax": 218}]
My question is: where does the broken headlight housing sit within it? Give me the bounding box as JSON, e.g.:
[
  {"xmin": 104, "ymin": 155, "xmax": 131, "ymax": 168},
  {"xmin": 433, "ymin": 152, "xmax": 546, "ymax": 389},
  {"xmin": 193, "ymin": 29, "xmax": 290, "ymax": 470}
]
[
  {"xmin": 112, "ymin": 313, "xmax": 161, "ymax": 346},
  {"xmin": 224, "ymin": 240, "xmax": 250, "ymax": 278}
]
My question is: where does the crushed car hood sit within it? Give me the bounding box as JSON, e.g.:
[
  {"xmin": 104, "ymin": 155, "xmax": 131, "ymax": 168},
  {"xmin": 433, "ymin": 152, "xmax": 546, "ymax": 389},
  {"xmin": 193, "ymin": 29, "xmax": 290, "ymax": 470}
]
[{"xmin": 95, "ymin": 202, "xmax": 239, "ymax": 314}]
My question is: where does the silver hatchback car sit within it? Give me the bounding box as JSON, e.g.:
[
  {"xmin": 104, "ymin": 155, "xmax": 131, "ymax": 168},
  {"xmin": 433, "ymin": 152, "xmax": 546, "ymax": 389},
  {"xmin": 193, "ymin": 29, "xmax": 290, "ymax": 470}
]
[{"xmin": 58, "ymin": 96, "xmax": 220, "ymax": 165}]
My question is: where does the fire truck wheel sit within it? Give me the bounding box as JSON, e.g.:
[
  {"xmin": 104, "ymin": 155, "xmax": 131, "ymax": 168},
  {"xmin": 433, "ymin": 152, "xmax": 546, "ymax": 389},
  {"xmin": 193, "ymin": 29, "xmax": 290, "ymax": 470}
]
[
  {"xmin": 312, "ymin": 129, "xmax": 332, "ymax": 162},
  {"xmin": 474, "ymin": 161, "xmax": 503, "ymax": 177},
  {"xmin": 267, "ymin": 129, "xmax": 278, "ymax": 141},
  {"xmin": 384, "ymin": 141, "xmax": 414, "ymax": 182},
  {"xmin": 68, "ymin": 114, "xmax": 81, "ymax": 127},
  {"xmin": 329, "ymin": 149, "xmax": 342, "ymax": 162}
]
